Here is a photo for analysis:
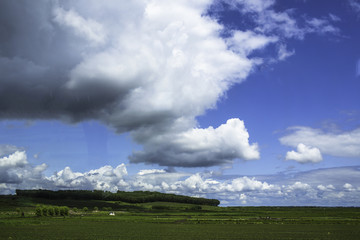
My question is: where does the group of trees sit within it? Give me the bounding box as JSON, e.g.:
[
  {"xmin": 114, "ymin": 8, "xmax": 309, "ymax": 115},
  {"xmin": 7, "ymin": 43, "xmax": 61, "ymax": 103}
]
[
  {"xmin": 35, "ymin": 205, "xmax": 69, "ymax": 217},
  {"xmin": 16, "ymin": 189, "xmax": 220, "ymax": 206},
  {"xmin": 72, "ymin": 207, "xmax": 89, "ymax": 213}
]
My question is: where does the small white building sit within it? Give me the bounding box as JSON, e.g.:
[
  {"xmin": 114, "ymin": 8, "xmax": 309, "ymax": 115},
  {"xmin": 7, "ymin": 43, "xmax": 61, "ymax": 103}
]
[{"xmin": 109, "ymin": 212, "xmax": 115, "ymax": 216}]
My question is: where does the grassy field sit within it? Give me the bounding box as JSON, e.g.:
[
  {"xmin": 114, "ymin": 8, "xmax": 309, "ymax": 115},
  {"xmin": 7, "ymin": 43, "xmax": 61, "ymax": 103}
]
[{"xmin": 1, "ymin": 195, "xmax": 360, "ymax": 239}]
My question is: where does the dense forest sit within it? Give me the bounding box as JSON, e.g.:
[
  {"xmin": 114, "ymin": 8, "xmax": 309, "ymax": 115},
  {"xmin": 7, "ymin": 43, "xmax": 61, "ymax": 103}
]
[{"xmin": 15, "ymin": 189, "xmax": 220, "ymax": 206}]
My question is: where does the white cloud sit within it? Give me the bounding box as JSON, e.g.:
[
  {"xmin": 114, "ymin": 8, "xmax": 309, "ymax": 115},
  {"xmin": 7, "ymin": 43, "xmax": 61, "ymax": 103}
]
[
  {"xmin": 343, "ymin": 183, "xmax": 356, "ymax": 191},
  {"xmin": 239, "ymin": 193, "xmax": 247, "ymax": 204},
  {"xmin": 285, "ymin": 143, "xmax": 323, "ymax": 163},
  {"xmin": 231, "ymin": 0, "xmax": 275, "ymax": 13},
  {"xmin": 0, "ymin": 151, "xmax": 28, "ymax": 168},
  {"xmin": 1, "ymin": 150, "xmax": 360, "ymax": 206},
  {"xmin": 329, "ymin": 13, "xmax": 341, "ymax": 22},
  {"xmin": 138, "ymin": 169, "xmax": 166, "ymax": 176},
  {"xmin": 228, "ymin": 176, "xmax": 275, "ymax": 192},
  {"xmin": 305, "ymin": 17, "xmax": 339, "ymax": 35},
  {"xmin": 280, "ymin": 127, "xmax": 360, "ymax": 158},
  {"xmin": 222, "ymin": 0, "xmax": 340, "ymax": 40},
  {"xmin": 130, "ymin": 118, "xmax": 260, "ymax": 167},
  {"xmin": 53, "ymin": 6, "xmax": 107, "ymax": 45},
  {"xmin": 226, "ymin": 30, "xmax": 278, "ymax": 55},
  {"xmin": 0, "ymin": 148, "xmax": 47, "ymax": 185},
  {"xmin": 277, "ymin": 44, "xmax": 295, "ymax": 61},
  {"xmin": 349, "ymin": 0, "xmax": 360, "ymax": 14},
  {"xmin": 287, "ymin": 181, "xmax": 311, "ymax": 191},
  {"xmin": 257, "ymin": 10, "xmax": 305, "ymax": 39},
  {"xmin": 317, "ymin": 184, "xmax": 335, "ymax": 191},
  {"xmin": 46, "ymin": 164, "xmax": 128, "ymax": 191}
]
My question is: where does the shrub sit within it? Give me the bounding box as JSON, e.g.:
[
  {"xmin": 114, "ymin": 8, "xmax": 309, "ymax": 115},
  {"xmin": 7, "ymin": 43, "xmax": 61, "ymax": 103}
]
[
  {"xmin": 60, "ymin": 206, "xmax": 69, "ymax": 216},
  {"xmin": 35, "ymin": 205, "xmax": 42, "ymax": 217},
  {"xmin": 42, "ymin": 206, "xmax": 48, "ymax": 216},
  {"xmin": 82, "ymin": 207, "xmax": 88, "ymax": 212},
  {"xmin": 16, "ymin": 208, "xmax": 21, "ymax": 215},
  {"xmin": 54, "ymin": 206, "xmax": 60, "ymax": 216},
  {"xmin": 48, "ymin": 207, "xmax": 55, "ymax": 216}
]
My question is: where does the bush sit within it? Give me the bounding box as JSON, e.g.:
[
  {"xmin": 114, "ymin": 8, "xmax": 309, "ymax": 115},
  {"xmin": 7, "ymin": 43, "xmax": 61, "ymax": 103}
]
[
  {"xmin": 48, "ymin": 207, "xmax": 55, "ymax": 216},
  {"xmin": 42, "ymin": 206, "xmax": 48, "ymax": 216},
  {"xmin": 73, "ymin": 207, "xmax": 78, "ymax": 212},
  {"xmin": 60, "ymin": 206, "xmax": 69, "ymax": 216},
  {"xmin": 93, "ymin": 206, "xmax": 98, "ymax": 211},
  {"xmin": 82, "ymin": 207, "xmax": 88, "ymax": 212},
  {"xmin": 35, "ymin": 205, "xmax": 42, "ymax": 217},
  {"xmin": 16, "ymin": 208, "xmax": 21, "ymax": 215},
  {"xmin": 54, "ymin": 206, "xmax": 60, "ymax": 216}
]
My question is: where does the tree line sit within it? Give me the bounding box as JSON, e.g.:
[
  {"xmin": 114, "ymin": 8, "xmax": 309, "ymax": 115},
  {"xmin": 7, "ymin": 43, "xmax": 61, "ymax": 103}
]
[
  {"xmin": 35, "ymin": 205, "xmax": 69, "ymax": 216},
  {"xmin": 16, "ymin": 189, "xmax": 220, "ymax": 206}
]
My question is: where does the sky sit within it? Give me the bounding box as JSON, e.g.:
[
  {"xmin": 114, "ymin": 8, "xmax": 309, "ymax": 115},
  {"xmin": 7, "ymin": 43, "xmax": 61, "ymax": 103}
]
[{"xmin": 0, "ymin": 0, "xmax": 360, "ymax": 206}]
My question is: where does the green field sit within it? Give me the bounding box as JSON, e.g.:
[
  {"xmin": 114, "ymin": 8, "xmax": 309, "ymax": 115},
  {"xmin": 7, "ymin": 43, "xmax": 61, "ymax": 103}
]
[{"xmin": 1, "ymin": 195, "xmax": 360, "ymax": 239}]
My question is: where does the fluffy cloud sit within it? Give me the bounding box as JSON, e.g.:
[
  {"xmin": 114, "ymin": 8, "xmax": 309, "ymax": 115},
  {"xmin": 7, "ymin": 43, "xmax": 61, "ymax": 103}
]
[
  {"xmin": 0, "ymin": 147, "xmax": 47, "ymax": 185},
  {"xmin": 285, "ymin": 143, "xmax": 323, "ymax": 163},
  {"xmin": 317, "ymin": 184, "xmax": 335, "ymax": 191},
  {"xmin": 0, "ymin": 151, "xmax": 28, "ymax": 168},
  {"xmin": 343, "ymin": 183, "xmax": 356, "ymax": 192},
  {"xmin": 130, "ymin": 118, "xmax": 259, "ymax": 167},
  {"xmin": 0, "ymin": 0, "xmax": 256, "ymax": 125},
  {"xmin": 46, "ymin": 164, "xmax": 128, "ymax": 191},
  {"xmin": 280, "ymin": 127, "xmax": 360, "ymax": 158}
]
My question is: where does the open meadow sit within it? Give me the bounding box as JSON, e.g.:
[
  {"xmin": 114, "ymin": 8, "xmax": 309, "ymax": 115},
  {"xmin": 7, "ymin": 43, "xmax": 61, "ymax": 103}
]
[{"xmin": 1, "ymin": 194, "xmax": 360, "ymax": 239}]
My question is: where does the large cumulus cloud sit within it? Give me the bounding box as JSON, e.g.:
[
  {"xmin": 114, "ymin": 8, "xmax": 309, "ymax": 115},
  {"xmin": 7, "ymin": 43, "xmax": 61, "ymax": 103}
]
[
  {"xmin": 130, "ymin": 118, "xmax": 259, "ymax": 166},
  {"xmin": 0, "ymin": 0, "xmax": 269, "ymax": 167},
  {"xmin": 0, "ymin": 1, "xmax": 340, "ymax": 167}
]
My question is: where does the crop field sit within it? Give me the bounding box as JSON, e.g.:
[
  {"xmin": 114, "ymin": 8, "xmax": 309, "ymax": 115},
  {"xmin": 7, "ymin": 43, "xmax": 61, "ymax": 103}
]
[{"xmin": 1, "ymin": 195, "xmax": 360, "ymax": 239}]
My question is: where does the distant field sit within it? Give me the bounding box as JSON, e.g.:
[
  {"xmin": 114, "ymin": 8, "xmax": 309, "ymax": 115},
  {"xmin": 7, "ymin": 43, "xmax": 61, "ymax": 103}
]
[{"xmin": 1, "ymin": 195, "xmax": 360, "ymax": 239}]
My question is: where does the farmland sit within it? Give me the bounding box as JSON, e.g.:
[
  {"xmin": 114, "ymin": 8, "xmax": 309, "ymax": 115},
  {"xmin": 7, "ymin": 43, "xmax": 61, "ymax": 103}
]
[{"xmin": 1, "ymin": 193, "xmax": 360, "ymax": 239}]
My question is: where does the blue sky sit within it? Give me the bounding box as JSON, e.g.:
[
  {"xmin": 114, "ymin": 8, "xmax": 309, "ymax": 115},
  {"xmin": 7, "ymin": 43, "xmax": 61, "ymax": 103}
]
[{"xmin": 0, "ymin": 0, "xmax": 359, "ymax": 206}]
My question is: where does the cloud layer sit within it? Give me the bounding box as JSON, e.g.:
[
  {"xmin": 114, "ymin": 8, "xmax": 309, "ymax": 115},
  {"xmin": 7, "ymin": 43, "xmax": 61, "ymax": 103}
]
[{"xmin": 1, "ymin": 147, "xmax": 359, "ymax": 206}]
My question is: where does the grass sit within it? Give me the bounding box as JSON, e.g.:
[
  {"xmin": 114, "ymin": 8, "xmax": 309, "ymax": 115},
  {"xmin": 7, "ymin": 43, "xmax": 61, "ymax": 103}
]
[{"xmin": 0, "ymin": 195, "xmax": 360, "ymax": 239}]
